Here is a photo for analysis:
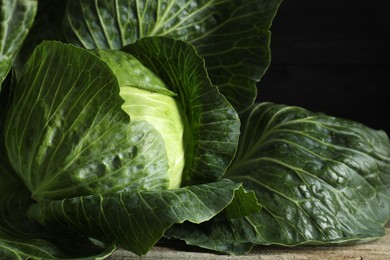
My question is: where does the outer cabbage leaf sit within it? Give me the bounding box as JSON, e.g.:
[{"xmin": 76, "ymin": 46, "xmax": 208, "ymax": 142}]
[
  {"xmin": 0, "ymin": 159, "xmax": 115, "ymax": 259},
  {"xmin": 166, "ymin": 102, "xmax": 390, "ymax": 255},
  {"xmin": 0, "ymin": 0, "xmax": 36, "ymax": 86},
  {"xmin": 122, "ymin": 37, "xmax": 240, "ymax": 184},
  {"xmin": 28, "ymin": 179, "xmax": 242, "ymax": 256},
  {"xmin": 4, "ymin": 41, "xmax": 169, "ymax": 201},
  {"xmin": 63, "ymin": 0, "xmax": 282, "ymax": 112}
]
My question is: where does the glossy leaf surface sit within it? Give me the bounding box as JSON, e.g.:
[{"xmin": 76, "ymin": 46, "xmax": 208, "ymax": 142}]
[
  {"xmin": 167, "ymin": 103, "xmax": 390, "ymax": 254},
  {"xmin": 29, "ymin": 179, "xmax": 242, "ymax": 256},
  {"xmin": 0, "ymin": 162, "xmax": 115, "ymax": 259},
  {"xmin": 4, "ymin": 41, "xmax": 169, "ymax": 201}
]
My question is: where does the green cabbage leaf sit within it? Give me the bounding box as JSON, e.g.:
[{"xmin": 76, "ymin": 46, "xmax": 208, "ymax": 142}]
[
  {"xmin": 166, "ymin": 103, "xmax": 390, "ymax": 254},
  {"xmin": 4, "ymin": 41, "xmax": 170, "ymax": 200},
  {"xmin": 28, "ymin": 178, "xmax": 244, "ymax": 256},
  {"xmin": 0, "ymin": 176, "xmax": 116, "ymax": 259}
]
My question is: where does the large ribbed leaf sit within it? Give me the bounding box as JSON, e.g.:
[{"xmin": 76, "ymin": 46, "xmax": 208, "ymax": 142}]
[
  {"xmin": 63, "ymin": 0, "xmax": 282, "ymax": 112},
  {"xmin": 0, "ymin": 161, "xmax": 115, "ymax": 259},
  {"xmin": 0, "ymin": 0, "xmax": 36, "ymax": 86},
  {"xmin": 28, "ymin": 179, "xmax": 242, "ymax": 256},
  {"xmin": 167, "ymin": 103, "xmax": 390, "ymax": 255},
  {"xmin": 4, "ymin": 41, "xmax": 169, "ymax": 201}
]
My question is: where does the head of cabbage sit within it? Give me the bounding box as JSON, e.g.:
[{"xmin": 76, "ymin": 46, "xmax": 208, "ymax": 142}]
[{"xmin": 3, "ymin": 39, "xmax": 240, "ymax": 201}]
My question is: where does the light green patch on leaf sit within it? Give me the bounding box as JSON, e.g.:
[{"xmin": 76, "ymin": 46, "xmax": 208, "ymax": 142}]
[
  {"xmin": 93, "ymin": 49, "xmax": 187, "ymax": 189},
  {"xmin": 119, "ymin": 86, "xmax": 188, "ymax": 189}
]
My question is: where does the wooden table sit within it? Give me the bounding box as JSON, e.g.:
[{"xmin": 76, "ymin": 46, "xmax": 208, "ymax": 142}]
[{"xmin": 110, "ymin": 228, "xmax": 390, "ymax": 259}]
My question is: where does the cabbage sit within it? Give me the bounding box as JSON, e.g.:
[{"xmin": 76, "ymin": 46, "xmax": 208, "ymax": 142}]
[{"xmin": 1, "ymin": 0, "xmax": 389, "ymax": 259}]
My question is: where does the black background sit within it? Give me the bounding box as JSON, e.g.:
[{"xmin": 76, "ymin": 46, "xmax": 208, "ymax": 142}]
[{"xmin": 258, "ymin": 1, "xmax": 390, "ymax": 135}]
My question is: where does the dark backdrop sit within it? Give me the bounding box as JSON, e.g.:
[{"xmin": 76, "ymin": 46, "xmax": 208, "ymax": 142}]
[{"xmin": 258, "ymin": 1, "xmax": 390, "ymax": 134}]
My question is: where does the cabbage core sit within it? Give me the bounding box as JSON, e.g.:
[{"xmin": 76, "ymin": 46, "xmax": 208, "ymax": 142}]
[{"xmin": 120, "ymin": 86, "xmax": 188, "ymax": 189}]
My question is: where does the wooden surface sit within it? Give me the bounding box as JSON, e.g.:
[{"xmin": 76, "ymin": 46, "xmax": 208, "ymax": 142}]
[{"xmin": 110, "ymin": 229, "xmax": 390, "ymax": 259}]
